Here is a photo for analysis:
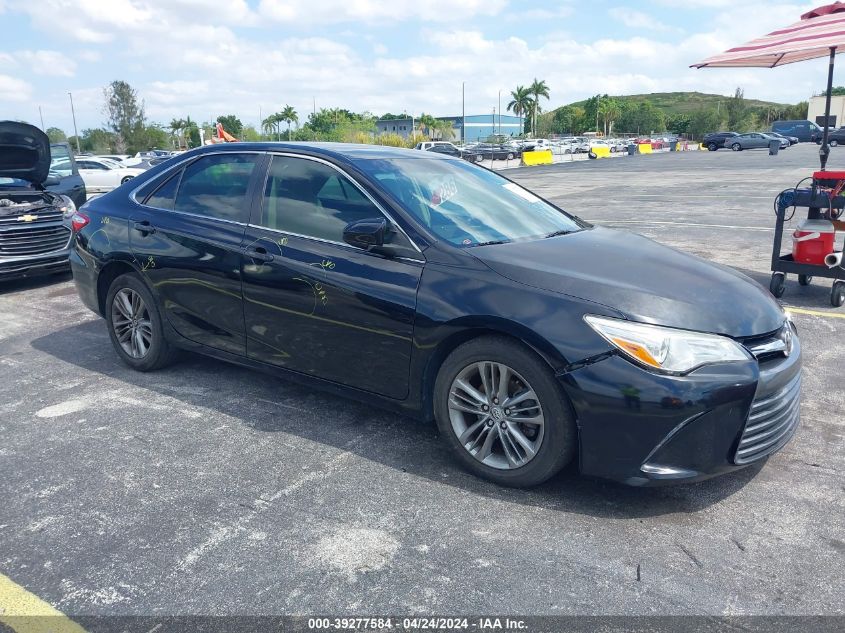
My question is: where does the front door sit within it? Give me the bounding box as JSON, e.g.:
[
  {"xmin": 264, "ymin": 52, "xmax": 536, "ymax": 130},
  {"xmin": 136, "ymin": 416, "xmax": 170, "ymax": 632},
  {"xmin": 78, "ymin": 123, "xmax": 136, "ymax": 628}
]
[
  {"xmin": 240, "ymin": 154, "xmax": 423, "ymax": 399},
  {"xmin": 129, "ymin": 152, "xmax": 263, "ymax": 356}
]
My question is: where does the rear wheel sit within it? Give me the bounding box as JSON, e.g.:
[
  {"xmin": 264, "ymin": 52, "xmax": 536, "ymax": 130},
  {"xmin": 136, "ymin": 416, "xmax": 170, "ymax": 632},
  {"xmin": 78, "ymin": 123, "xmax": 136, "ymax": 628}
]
[
  {"xmin": 832, "ymin": 281, "xmax": 845, "ymax": 307},
  {"xmin": 120, "ymin": 175, "xmax": 134, "ymax": 184},
  {"xmin": 708, "ymin": 142, "xmax": 719, "ymax": 151},
  {"xmin": 434, "ymin": 336, "xmax": 576, "ymax": 487},
  {"xmin": 106, "ymin": 273, "xmax": 179, "ymax": 371},
  {"xmin": 731, "ymin": 143, "xmax": 742, "ymax": 151},
  {"xmin": 831, "ymin": 139, "xmax": 839, "ymax": 147}
]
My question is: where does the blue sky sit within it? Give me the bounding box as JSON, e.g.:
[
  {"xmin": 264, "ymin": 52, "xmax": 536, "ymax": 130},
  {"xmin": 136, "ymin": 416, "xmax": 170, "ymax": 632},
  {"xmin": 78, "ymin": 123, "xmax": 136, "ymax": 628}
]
[{"xmin": 0, "ymin": 0, "xmax": 838, "ymax": 134}]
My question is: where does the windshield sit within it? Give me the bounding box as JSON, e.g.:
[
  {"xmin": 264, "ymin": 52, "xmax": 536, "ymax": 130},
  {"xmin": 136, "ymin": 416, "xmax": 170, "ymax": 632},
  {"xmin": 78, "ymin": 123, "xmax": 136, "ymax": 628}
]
[
  {"xmin": 358, "ymin": 157, "xmax": 586, "ymax": 246},
  {"xmin": 50, "ymin": 145, "xmax": 73, "ymax": 178}
]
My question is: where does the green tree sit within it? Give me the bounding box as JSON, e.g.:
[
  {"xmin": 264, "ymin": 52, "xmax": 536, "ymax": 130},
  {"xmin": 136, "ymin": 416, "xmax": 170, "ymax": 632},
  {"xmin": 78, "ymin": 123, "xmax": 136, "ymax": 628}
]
[
  {"xmin": 78, "ymin": 128, "xmax": 116, "ymax": 154},
  {"xmin": 666, "ymin": 113, "xmax": 692, "ymax": 135},
  {"xmin": 688, "ymin": 107, "xmax": 723, "ymax": 140},
  {"xmin": 169, "ymin": 118, "xmax": 187, "ymax": 149},
  {"xmin": 598, "ymin": 98, "xmax": 622, "ymax": 136},
  {"xmin": 103, "ymin": 80, "xmax": 146, "ymax": 153},
  {"xmin": 141, "ymin": 123, "xmax": 170, "ymax": 151},
  {"xmin": 279, "ymin": 105, "xmax": 298, "ymax": 140},
  {"xmin": 216, "ymin": 114, "xmax": 243, "ymax": 139},
  {"xmin": 45, "ymin": 127, "xmax": 67, "ymax": 143},
  {"xmin": 262, "ymin": 113, "xmax": 282, "ymax": 140},
  {"xmin": 528, "ymin": 78, "xmax": 550, "ymax": 136},
  {"xmin": 616, "ymin": 101, "xmax": 665, "ymax": 135},
  {"xmin": 507, "ymin": 86, "xmax": 533, "ymax": 137},
  {"xmin": 240, "ymin": 125, "xmax": 262, "ymax": 142},
  {"xmin": 726, "ymin": 87, "xmax": 749, "ymax": 131}
]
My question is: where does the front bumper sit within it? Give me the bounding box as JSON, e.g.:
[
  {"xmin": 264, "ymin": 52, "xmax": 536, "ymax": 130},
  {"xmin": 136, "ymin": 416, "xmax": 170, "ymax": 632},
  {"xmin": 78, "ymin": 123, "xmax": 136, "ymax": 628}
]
[
  {"xmin": 560, "ymin": 325, "xmax": 802, "ymax": 486},
  {"xmin": 0, "ymin": 249, "xmax": 71, "ymax": 281}
]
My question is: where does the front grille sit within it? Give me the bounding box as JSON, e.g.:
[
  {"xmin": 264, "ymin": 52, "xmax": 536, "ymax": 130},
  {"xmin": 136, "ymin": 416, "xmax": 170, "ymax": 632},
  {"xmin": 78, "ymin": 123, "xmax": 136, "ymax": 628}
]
[
  {"xmin": 0, "ymin": 209, "xmax": 70, "ymax": 258},
  {"xmin": 733, "ymin": 372, "xmax": 801, "ymax": 465},
  {"xmin": 742, "ymin": 324, "xmax": 792, "ymax": 363}
]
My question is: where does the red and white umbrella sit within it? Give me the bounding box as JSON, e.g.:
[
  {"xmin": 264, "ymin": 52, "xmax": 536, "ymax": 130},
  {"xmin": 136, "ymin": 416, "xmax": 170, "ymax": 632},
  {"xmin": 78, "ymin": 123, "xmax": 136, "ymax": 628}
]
[{"xmin": 692, "ymin": 2, "xmax": 845, "ymax": 168}]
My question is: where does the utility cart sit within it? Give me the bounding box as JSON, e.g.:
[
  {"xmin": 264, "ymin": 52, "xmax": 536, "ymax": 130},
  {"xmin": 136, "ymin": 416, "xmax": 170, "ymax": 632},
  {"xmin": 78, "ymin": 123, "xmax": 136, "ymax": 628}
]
[{"xmin": 770, "ymin": 170, "xmax": 845, "ymax": 307}]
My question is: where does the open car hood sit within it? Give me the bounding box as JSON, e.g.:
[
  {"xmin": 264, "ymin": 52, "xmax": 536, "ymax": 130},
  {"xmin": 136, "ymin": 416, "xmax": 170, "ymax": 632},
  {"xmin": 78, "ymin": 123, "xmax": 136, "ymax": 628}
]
[{"xmin": 0, "ymin": 121, "xmax": 51, "ymax": 185}]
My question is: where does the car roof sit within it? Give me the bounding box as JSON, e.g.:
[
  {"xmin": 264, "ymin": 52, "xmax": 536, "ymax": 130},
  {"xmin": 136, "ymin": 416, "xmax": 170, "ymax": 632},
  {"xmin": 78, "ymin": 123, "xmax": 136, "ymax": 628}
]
[{"xmin": 182, "ymin": 142, "xmax": 455, "ymax": 163}]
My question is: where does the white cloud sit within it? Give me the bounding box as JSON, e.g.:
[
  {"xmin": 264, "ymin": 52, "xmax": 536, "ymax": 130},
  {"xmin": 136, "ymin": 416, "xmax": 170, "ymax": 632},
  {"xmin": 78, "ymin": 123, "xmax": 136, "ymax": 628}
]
[
  {"xmin": 258, "ymin": 0, "xmax": 507, "ymax": 24},
  {"xmin": 15, "ymin": 50, "xmax": 77, "ymax": 77},
  {"xmin": 608, "ymin": 8, "xmax": 678, "ymax": 32},
  {"xmin": 0, "ymin": 74, "xmax": 33, "ymax": 102}
]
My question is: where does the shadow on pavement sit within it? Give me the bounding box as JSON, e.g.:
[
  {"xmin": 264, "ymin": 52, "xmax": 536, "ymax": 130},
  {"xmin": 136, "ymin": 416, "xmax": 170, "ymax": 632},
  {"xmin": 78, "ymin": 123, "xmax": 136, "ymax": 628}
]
[
  {"xmin": 0, "ymin": 271, "xmax": 72, "ymax": 295},
  {"xmin": 32, "ymin": 319, "xmax": 763, "ymax": 521}
]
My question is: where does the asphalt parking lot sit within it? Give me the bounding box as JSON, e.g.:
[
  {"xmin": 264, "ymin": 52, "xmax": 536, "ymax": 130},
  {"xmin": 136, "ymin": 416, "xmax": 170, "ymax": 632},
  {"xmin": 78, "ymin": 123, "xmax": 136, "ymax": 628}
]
[{"xmin": 1, "ymin": 143, "xmax": 843, "ymax": 618}]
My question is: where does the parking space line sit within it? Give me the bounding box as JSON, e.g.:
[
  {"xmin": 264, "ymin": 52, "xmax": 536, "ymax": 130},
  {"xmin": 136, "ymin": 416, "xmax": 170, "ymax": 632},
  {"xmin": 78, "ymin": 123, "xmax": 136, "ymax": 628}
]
[
  {"xmin": 786, "ymin": 307, "xmax": 845, "ymax": 319},
  {"xmin": 599, "ymin": 220, "xmax": 774, "ymax": 231},
  {"xmin": 0, "ymin": 572, "xmax": 87, "ymax": 633}
]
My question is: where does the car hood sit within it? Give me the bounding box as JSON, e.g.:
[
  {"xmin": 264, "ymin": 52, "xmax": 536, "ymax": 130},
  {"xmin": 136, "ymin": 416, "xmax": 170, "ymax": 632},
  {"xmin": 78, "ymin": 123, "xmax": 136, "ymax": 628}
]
[
  {"xmin": 0, "ymin": 121, "xmax": 51, "ymax": 185},
  {"xmin": 471, "ymin": 226, "xmax": 785, "ymax": 338}
]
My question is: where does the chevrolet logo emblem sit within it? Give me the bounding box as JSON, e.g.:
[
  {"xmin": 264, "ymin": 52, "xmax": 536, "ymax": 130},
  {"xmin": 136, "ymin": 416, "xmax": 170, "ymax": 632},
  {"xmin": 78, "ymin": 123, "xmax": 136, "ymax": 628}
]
[{"xmin": 17, "ymin": 214, "xmax": 39, "ymax": 222}]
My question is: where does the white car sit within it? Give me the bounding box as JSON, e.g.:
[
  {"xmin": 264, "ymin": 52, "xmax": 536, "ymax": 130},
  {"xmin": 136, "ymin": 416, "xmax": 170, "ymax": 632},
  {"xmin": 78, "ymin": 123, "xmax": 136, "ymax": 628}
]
[{"xmin": 71, "ymin": 157, "xmax": 145, "ymax": 193}]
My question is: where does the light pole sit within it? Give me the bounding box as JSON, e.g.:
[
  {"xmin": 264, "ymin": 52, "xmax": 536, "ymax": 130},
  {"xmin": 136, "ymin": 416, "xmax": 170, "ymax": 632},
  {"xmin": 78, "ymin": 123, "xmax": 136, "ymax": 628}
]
[
  {"xmin": 68, "ymin": 92, "xmax": 81, "ymax": 154},
  {"xmin": 462, "ymin": 82, "xmax": 466, "ymax": 144},
  {"xmin": 498, "ymin": 89, "xmax": 501, "ymax": 135}
]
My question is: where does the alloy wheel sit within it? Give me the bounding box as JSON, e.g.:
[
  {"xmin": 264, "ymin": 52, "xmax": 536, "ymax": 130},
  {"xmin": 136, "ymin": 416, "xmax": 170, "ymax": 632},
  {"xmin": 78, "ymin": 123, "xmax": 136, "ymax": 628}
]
[
  {"xmin": 111, "ymin": 288, "xmax": 153, "ymax": 359},
  {"xmin": 447, "ymin": 361, "xmax": 545, "ymax": 470}
]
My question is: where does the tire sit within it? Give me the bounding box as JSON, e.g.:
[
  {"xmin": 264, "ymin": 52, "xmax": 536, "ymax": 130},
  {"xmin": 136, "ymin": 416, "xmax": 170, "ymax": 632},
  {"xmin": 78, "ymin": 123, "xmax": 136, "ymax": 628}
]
[
  {"xmin": 707, "ymin": 143, "xmax": 719, "ymax": 151},
  {"xmin": 731, "ymin": 143, "xmax": 742, "ymax": 151},
  {"xmin": 831, "ymin": 281, "xmax": 845, "ymax": 307},
  {"xmin": 506, "ymin": 153, "xmax": 514, "ymax": 160},
  {"xmin": 433, "ymin": 336, "xmax": 577, "ymax": 488},
  {"xmin": 769, "ymin": 272, "xmax": 786, "ymax": 298},
  {"xmin": 121, "ymin": 175, "xmax": 135, "ymax": 184},
  {"xmin": 798, "ymin": 274, "xmax": 813, "ymax": 286},
  {"xmin": 105, "ymin": 273, "xmax": 179, "ymax": 371},
  {"xmin": 831, "ymin": 140, "xmax": 839, "ymax": 147}
]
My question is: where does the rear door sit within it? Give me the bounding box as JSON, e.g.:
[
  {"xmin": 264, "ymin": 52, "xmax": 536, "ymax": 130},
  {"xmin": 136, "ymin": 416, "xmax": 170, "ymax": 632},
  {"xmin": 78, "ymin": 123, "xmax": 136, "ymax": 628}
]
[
  {"xmin": 240, "ymin": 153, "xmax": 424, "ymax": 399},
  {"xmin": 129, "ymin": 152, "xmax": 264, "ymax": 356}
]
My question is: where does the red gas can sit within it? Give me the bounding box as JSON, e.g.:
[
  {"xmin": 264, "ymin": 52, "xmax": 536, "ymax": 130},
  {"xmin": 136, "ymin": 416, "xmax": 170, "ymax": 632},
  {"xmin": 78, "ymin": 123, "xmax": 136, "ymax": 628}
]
[{"xmin": 792, "ymin": 219, "xmax": 836, "ymax": 265}]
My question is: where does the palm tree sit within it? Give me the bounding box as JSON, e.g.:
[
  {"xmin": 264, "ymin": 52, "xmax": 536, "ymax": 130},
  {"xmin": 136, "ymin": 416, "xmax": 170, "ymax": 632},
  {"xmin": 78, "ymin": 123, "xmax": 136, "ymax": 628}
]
[
  {"xmin": 528, "ymin": 78, "xmax": 550, "ymax": 136},
  {"xmin": 261, "ymin": 113, "xmax": 279, "ymax": 140},
  {"xmin": 280, "ymin": 105, "xmax": 298, "ymax": 140},
  {"xmin": 507, "ymin": 86, "xmax": 533, "ymax": 137},
  {"xmin": 169, "ymin": 117, "xmax": 187, "ymax": 149}
]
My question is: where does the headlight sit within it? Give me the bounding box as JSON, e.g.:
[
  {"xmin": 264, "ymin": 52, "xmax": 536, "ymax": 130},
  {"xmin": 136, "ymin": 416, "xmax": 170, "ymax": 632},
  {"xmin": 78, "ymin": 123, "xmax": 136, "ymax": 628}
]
[
  {"xmin": 584, "ymin": 315, "xmax": 752, "ymax": 374},
  {"xmin": 58, "ymin": 195, "xmax": 77, "ymax": 218}
]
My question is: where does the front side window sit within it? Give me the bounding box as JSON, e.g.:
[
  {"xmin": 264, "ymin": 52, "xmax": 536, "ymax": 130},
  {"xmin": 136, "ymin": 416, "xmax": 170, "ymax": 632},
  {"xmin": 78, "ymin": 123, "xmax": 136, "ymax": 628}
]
[
  {"xmin": 49, "ymin": 144, "xmax": 73, "ymax": 178},
  {"xmin": 172, "ymin": 153, "xmax": 258, "ymax": 223},
  {"xmin": 357, "ymin": 157, "xmax": 585, "ymax": 247},
  {"xmin": 259, "ymin": 156, "xmax": 386, "ymax": 242}
]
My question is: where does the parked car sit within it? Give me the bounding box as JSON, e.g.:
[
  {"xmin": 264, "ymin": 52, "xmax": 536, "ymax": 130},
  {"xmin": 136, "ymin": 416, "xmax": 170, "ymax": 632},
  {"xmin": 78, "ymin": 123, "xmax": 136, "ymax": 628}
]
[
  {"xmin": 48, "ymin": 142, "xmax": 87, "ymax": 208},
  {"xmin": 119, "ymin": 156, "xmax": 171, "ymax": 171},
  {"xmin": 70, "ymin": 142, "xmax": 801, "ymax": 488},
  {"xmin": 57, "ymin": 156, "xmax": 145, "ymax": 193},
  {"xmin": 823, "ymin": 127, "xmax": 845, "ymax": 146},
  {"xmin": 0, "ymin": 122, "xmax": 79, "ymax": 280},
  {"xmin": 418, "ymin": 142, "xmax": 484, "ymax": 163},
  {"xmin": 723, "ymin": 133, "xmax": 776, "ymax": 151},
  {"xmin": 702, "ymin": 132, "xmax": 739, "ymax": 151},
  {"xmin": 768, "ymin": 132, "xmax": 799, "ymax": 146},
  {"xmin": 96, "ymin": 154, "xmax": 132, "ymax": 162},
  {"xmin": 771, "ymin": 120, "xmax": 823, "ymax": 143},
  {"xmin": 474, "ymin": 143, "xmax": 521, "ymax": 160}
]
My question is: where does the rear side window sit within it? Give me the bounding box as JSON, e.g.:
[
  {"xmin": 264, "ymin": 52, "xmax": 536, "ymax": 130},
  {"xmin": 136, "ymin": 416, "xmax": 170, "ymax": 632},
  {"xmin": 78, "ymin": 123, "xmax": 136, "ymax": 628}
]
[
  {"xmin": 170, "ymin": 153, "xmax": 258, "ymax": 222},
  {"xmin": 144, "ymin": 171, "xmax": 181, "ymax": 210}
]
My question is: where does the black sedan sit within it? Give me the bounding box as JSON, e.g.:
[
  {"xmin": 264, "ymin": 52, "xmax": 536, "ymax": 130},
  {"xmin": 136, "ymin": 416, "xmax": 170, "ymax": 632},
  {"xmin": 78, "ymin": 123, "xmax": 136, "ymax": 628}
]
[{"xmin": 69, "ymin": 143, "xmax": 801, "ymax": 487}]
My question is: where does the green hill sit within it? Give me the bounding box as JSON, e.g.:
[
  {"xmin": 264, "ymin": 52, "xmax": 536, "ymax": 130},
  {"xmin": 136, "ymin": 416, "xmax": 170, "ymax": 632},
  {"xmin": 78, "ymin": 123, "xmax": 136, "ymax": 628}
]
[{"xmin": 562, "ymin": 91, "xmax": 795, "ymax": 116}]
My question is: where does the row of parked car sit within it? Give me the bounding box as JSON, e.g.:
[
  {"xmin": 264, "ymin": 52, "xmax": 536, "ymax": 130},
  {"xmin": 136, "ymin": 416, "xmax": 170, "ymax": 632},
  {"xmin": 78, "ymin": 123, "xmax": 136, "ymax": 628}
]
[
  {"xmin": 51, "ymin": 150, "xmax": 181, "ymax": 194},
  {"xmin": 702, "ymin": 131, "xmax": 797, "ymax": 152}
]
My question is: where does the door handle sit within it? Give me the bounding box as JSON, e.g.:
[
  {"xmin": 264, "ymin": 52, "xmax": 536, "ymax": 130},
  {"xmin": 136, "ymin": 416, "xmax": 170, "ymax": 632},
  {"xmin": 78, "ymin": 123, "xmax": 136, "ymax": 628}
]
[
  {"xmin": 245, "ymin": 247, "xmax": 274, "ymax": 263},
  {"xmin": 133, "ymin": 221, "xmax": 156, "ymax": 235}
]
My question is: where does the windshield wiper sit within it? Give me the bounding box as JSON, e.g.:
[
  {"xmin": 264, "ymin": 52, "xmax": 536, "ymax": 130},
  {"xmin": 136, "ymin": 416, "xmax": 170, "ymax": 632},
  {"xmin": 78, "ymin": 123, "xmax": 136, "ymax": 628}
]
[
  {"xmin": 469, "ymin": 239, "xmax": 509, "ymax": 247},
  {"xmin": 544, "ymin": 229, "xmax": 574, "ymax": 239}
]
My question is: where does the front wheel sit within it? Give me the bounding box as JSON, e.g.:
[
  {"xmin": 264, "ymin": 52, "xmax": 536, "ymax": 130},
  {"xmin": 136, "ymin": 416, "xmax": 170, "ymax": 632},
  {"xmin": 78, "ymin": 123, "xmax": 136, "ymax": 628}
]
[
  {"xmin": 434, "ymin": 336, "xmax": 576, "ymax": 487},
  {"xmin": 831, "ymin": 139, "xmax": 839, "ymax": 147},
  {"xmin": 121, "ymin": 175, "xmax": 135, "ymax": 184},
  {"xmin": 708, "ymin": 142, "xmax": 719, "ymax": 151},
  {"xmin": 731, "ymin": 143, "xmax": 742, "ymax": 151},
  {"xmin": 769, "ymin": 272, "xmax": 786, "ymax": 298},
  {"xmin": 106, "ymin": 273, "xmax": 179, "ymax": 371}
]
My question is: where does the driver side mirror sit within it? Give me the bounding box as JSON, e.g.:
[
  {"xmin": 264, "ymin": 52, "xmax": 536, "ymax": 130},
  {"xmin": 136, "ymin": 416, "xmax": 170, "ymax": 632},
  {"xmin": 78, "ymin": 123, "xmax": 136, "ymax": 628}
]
[{"xmin": 343, "ymin": 217, "xmax": 387, "ymax": 250}]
